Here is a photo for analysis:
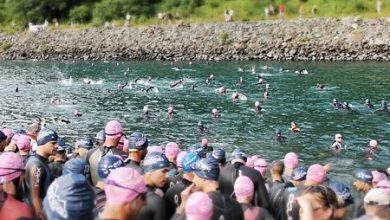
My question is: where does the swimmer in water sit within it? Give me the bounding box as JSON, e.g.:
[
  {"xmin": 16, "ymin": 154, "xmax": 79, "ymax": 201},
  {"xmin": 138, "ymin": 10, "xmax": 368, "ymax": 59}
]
[
  {"xmin": 263, "ymin": 90, "xmax": 269, "ymax": 99},
  {"xmin": 167, "ymin": 106, "xmax": 176, "ymax": 117},
  {"xmin": 289, "ymin": 121, "xmax": 300, "ymax": 133},
  {"xmin": 216, "ymin": 87, "xmax": 226, "ymax": 94},
  {"xmin": 378, "ymin": 100, "xmax": 388, "ymax": 112},
  {"xmin": 145, "ymin": 86, "xmax": 157, "ymax": 93},
  {"xmin": 143, "ymin": 105, "xmax": 150, "ymax": 122},
  {"xmin": 296, "ymin": 69, "xmax": 309, "ymax": 74},
  {"xmin": 211, "ymin": 108, "xmax": 221, "ymax": 118},
  {"xmin": 74, "ymin": 110, "xmax": 82, "ymax": 117},
  {"xmin": 342, "ymin": 102, "xmax": 351, "ymax": 111},
  {"xmin": 170, "ymin": 79, "xmax": 183, "ymax": 88},
  {"xmin": 231, "ymin": 92, "xmax": 240, "ymax": 100},
  {"xmin": 15, "ymin": 85, "xmax": 19, "ymax": 92},
  {"xmin": 239, "ymin": 76, "xmax": 244, "ymax": 84},
  {"xmin": 333, "ymin": 98, "xmax": 342, "ymax": 108},
  {"xmin": 191, "ymin": 83, "xmax": 197, "ymax": 91},
  {"xmin": 330, "ymin": 133, "xmax": 343, "ymax": 151},
  {"xmin": 364, "ymin": 99, "xmax": 374, "ymax": 109},
  {"xmin": 198, "ymin": 121, "xmax": 207, "ymax": 132},
  {"xmin": 316, "ymin": 83, "xmax": 325, "ymax": 90},
  {"xmin": 275, "ymin": 129, "xmax": 286, "ymax": 141},
  {"xmin": 117, "ymin": 82, "xmax": 128, "ymax": 90},
  {"xmin": 265, "ymin": 83, "xmax": 271, "ymax": 90},
  {"xmin": 366, "ymin": 139, "xmax": 379, "ymax": 160},
  {"xmin": 254, "ymin": 101, "xmax": 262, "ymax": 112},
  {"xmin": 124, "ymin": 72, "xmax": 128, "ymax": 80},
  {"xmin": 206, "ymin": 74, "xmax": 214, "ymax": 86},
  {"xmin": 279, "ymin": 68, "xmax": 289, "ymax": 73}
]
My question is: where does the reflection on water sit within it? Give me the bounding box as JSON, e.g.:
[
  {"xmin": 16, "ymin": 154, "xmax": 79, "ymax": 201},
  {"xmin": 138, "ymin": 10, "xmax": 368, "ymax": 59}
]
[{"xmin": 0, "ymin": 60, "xmax": 389, "ymax": 183}]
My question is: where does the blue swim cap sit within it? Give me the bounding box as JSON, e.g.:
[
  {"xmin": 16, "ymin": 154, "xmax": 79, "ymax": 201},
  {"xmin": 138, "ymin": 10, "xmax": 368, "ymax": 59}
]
[
  {"xmin": 193, "ymin": 157, "xmax": 220, "ymax": 181},
  {"xmin": 291, "ymin": 166, "xmax": 308, "ymax": 181},
  {"xmin": 95, "ymin": 129, "xmax": 105, "ymax": 142},
  {"xmin": 37, "ymin": 128, "xmax": 59, "ymax": 146},
  {"xmin": 212, "ymin": 148, "xmax": 226, "ymax": 162},
  {"xmin": 43, "ymin": 173, "xmax": 95, "ymax": 220},
  {"xmin": 354, "ymin": 169, "xmax": 373, "ymax": 183},
  {"xmin": 57, "ymin": 138, "xmax": 67, "ymax": 152},
  {"xmin": 328, "ymin": 181, "xmax": 354, "ymax": 207},
  {"xmin": 98, "ymin": 155, "xmax": 125, "ymax": 180},
  {"xmin": 143, "ymin": 152, "xmax": 170, "ymax": 173},
  {"xmin": 0, "ymin": 131, "xmax": 6, "ymax": 142},
  {"xmin": 13, "ymin": 128, "xmax": 27, "ymax": 135},
  {"xmin": 231, "ymin": 148, "xmax": 247, "ymax": 164},
  {"xmin": 77, "ymin": 136, "xmax": 94, "ymax": 150},
  {"xmin": 128, "ymin": 132, "xmax": 148, "ymax": 151},
  {"xmin": 63, "ymin": 158, "xmax": 89, "ymax": 176},
  {"xmin": 182, "ymin": 152, "xmax": 201, "ymax": 173}
]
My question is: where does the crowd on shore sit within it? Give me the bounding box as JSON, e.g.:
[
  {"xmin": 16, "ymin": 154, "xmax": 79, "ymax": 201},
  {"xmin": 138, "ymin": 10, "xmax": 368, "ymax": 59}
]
[{"xmin": 0, "ymin": 118, "xmax": 389, "ymax": 220}]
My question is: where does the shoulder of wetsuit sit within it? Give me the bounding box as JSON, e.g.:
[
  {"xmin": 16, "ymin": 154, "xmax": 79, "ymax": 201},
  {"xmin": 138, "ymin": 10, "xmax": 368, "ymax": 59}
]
[
  {"xmin": 85, "ymin": 147, "xmax": 99, "ymax": 164},
  {"xmin": 207, "ymin": 191, "xmax": 244, "ymax": 220}
]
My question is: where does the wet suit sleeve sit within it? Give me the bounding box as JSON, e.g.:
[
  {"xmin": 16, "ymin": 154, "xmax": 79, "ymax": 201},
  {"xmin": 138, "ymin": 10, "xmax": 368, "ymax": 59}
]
[
  {"xmin": 29, "ymin": 163, "xmax": 46, "ymax": 219},
  {"xmin": 139, "ymin": 193, "xmax": 167, "ymax": 220},
  {"xmin": 255, "ymin": 174, "xmax": 270, "ymax": 210}
]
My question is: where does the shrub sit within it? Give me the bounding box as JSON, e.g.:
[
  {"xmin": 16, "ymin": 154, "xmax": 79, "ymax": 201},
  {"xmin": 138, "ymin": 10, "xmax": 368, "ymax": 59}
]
[{"xmin": 69, "ymin": 5, "xmax": 92, "ymax": 23}]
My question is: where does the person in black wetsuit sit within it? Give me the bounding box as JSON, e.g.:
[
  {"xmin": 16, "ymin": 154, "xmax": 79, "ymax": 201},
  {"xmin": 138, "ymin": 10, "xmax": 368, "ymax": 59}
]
[
  {"xmin": 352, "ymin": 169, "xmax": 373, "ymax": 218},
  {"xmin": 364, "ymin": 99, "xmax": 374, "ymax": 109},
  {"xmin": 95, "ymin": 129, "xmax": 105, "ymax": 147},
  {"xmin": 164, "ymin": 152, "xmax": 201, "ymax": 218},
  {"xmin": 125, "ymin": 131, "xmax": 148, "ymax": 174},
  {"xmin": 139, "ymin": 152, "xmax": 170, "ymax": 220},
  {"xmin": 101, "ymin": 167, "xmax": 147, "ymax": 219},
  {"xmin": 219, "ymin": 148, "xmax": 270, "ymax": 210},
  {"xmin": 23, "ymin": 127, "xmax": 59, "ymax": 220},
  {"xmin": 87, "ymin": 120, "xmax": 127, "ymax": 186},
  {"xmin": 333, "ymin": 98, "xmax": 342, "ymax": 108},
  {"xmin": 211, "ymin": 147, "xmax": 226, "ymax": 168},
  {"xmin": 48, "ymin": 139, "xmax": 67, "ymax": 179},
  {"xmin": 94, "ymin": 155, "xmax": 125, "ymax": 216},
  {"xmin": 328, "ymin": 181, "xmax": 354, "ymax": 220},
  {"xmin": 191, "ymin": 156, "xmax": 244, "ymax": 220},
  {"xmin": 73, "ymin": 136, "xmax": 94, "ymax": 159},
  {"xmin": 234, "ymin": 176, "xmax": 274, "ymax": 220}
]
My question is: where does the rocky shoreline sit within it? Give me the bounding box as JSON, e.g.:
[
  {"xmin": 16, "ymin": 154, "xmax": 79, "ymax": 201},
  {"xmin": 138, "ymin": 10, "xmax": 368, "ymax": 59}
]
[{"xmin": 0, "ymin": 18, "xmax": 389, "ymax": 61}]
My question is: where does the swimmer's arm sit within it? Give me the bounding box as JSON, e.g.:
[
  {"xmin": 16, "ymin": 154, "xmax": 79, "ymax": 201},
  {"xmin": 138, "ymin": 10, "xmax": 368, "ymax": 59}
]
[{"xmin": 29, "ymin": 164, "xmax": 45, "ymax": 219}]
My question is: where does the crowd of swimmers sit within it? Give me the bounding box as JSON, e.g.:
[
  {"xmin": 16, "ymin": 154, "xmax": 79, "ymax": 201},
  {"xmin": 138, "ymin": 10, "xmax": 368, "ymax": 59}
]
[{"xmin": 0, "ymin": 119, "xmax": 389, "ymax": 220}]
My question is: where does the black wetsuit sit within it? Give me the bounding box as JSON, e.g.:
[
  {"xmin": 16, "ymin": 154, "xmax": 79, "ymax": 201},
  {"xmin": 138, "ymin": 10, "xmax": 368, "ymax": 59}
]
[
  {"xmin": 207, "ymin": 191, "xmax": 244, "ymax": 220},
  {"xmin": 241, "ymin": 203, "xmax": 274, "ymax": 220},
  {"xmin": 164, "ymin": 177, "xmax": 192, "ymax": 218},
  {"xmin": 23, "ymin": 154, "xmax": 53, "ymax": 204},
  {"xmin": 139, "ymin": 186, "xmax": 168, "ymax": 220},
  {"xmin": 18, "ymin": 153, "xmax": 30, "ymax": 165},
  {"xmin": 268, "ymin": 181, "xmax": 288, "ymax": 219},
  {"xmin": 48, "ymin": 160, "xmax": 65, "ymax": 179},
  {"xmin": 219, "ymin": 162, "xmax": 270, "ymax": 209},
  {"xmin": 168, "ymin": 162, "xmax": 178, "ymax": 177},
  {"xmin": 94, "ymin": 187, "xmax": 106, "ymax": 217},
  {"xmin": 279, "ymin": 186, "xmax": 304, "ymax": 220},
  {"xmin": 86, "ymin": 146, "xmax": 127, "ymax": 185},
  {"xmin": 125, "ymin": 159, "xmax": 143, "ymax": 175},
  {"xmin": 353, "ymin": 192, "xmax": 366, "ymax": 218}
]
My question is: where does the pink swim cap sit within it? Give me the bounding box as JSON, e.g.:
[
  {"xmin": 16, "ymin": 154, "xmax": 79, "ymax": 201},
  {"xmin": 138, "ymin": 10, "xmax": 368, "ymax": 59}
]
[
  {"xmin": 165, "ymin": 142, "xmax": 180, "ymax": 161},
  {"xmin": 284, "ymin": 152, "xmax": 299, "ymax": 169},
  {"xmin": 255, "ymin": 101, "xmax": 260, "ymax": 107},
  {"xmin": 0, "ymin": 152, "xmax": 24, "ymax": 183},
  {"xmin": 176, "ymin": 151, "xmax": 187, "ymax": 168},
  {"xmin": 105, "ymin": 120, "xmax": 123, "ymax": 139},
  {"xmin": 148, "ymin": 145, "xmax": 164, "ymax": 154},
  {"xmin": 369, "ymin": 140, "xmax": 378, "ymax": 148},
  {"xmin": 376, "ymin": 180, "xmax": 390, "ymax": 195},
  {"xmin": 372, "ymin": 170, "xmax": 386, "ymax": 183},
  {"xmin": 201, "ymin": 138, "xmax": 208, "ymax": 146},
  {"xmin": 16, "ymin": 134, "xmax": 31, "ymax": 152},
  {"xmin": 234, "ymin": 176, "xmax": 254, "ymax": 199},
  {"xmin": 105, "ymin": 167, "xmax": 146, "ymax": 205},
  {"xmin": 2, "ymin": 128, "xmax": 14, "ymax": 140},
  {"xmin": 306, "ymin": 164, "xmax": 326, "ymax": 184},
  {"xmin": 185, "ymin": 192, "xmax": 213, "ymax": 220},
  {"xmin": 245, "ymin": 155, "xmax": 259, "ymax": 168},
  {"xmin": 254, "ymin": 158, "xmax": 267, "ymax": 176}
]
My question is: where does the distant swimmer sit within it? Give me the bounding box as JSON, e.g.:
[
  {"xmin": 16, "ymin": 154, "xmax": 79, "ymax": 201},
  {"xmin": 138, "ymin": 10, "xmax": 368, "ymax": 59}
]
[
  {"xmin": 231, "ymin": 92, "xmax": 247, "ymax": 101},
  {"xmin": 254, "ymin": 101, "xmax": 262, "ymax": 112},
  {"xmin": 274, "ymin": 129, "xmax": 286, "ymax": 141},
  {"xmin": 238, "ymin": 67, "xmax": 244, "ymax": 72},
  {"xmin": 211, "ymin": 108, "xmax": 221, "ymax": 118},
  {"xmin": 265, "ymin": 83, "xmax": 271, "ymax": 90},
  {"xmin": 216, "ymin": 87, "xmax": 226, "ymax": 94},
  {"xmin": 124, "ymin": 72, "xmax": 128, "ymax": 80},
  {"xmin": 147, "ymin": 76, "xmax": 152, "ymax": 82},
  {"xmin": 143, "ymin": 105, "xmax": 149, "ymax": 115},
  {"xmin": 198, "ymin": 121, "xmax": 207, "ymax": 132},
  {"xmin": 256, "ymin": 74, "xmax": 264, "ymax": 84},
  {"xmin": 295, "ymin": 69, "xmax": 309, "ymax": 74},
  {"xmin": 206, "ymin": 74, "xmax": 214, "ymax": 86},
  {"xmin": 263, "ymin": 90, "xmax": 269, "ymax": 99},
  {"xmin": 289, "ymin": 121, "xmax": 301, "ymax": 133},
  {"xmin": 239, "ymin": 76, "xmax": 244, "ymax": 84},
  {"xmin": 342, "ymin": 102, "xmax": 351, "ymax": 111},
  {"xmin": 172, "ymin": 67, "xmax": 180, "ymax": 71},
  {"xmin": 15, "ymin": 85, "xmax": 18, "ymax": 92},
  {"xmin": 74, "ymin": 110, "xmax": 82, "ymax": 117},
  {"xmin": 83, "ymin": 78, "xmax": 92, "ymax": 84},
  {"xmin": 378, "ymin": 100, "xmax": 388, "ymax": 112},
  {"xmin": 251, "ymin": 66, "xmax": 256, "ymax": 74},
  {"xmin": 366, "ymin": 139, "xmax": 379, "ymax": 160},
  {"xmin": 26, "ymin": 81, "xmax": 32, "ymax": 85},
  {"xmin": 279, "ymin": 68, "xmax": 289, "ymax": 73},
  {"xmin": 191, "ymin": 83, "xmax": 197, "ymax": 91},
  {"xmin": 144, "ymin": 86, "xmax": 159, "ymax": 93},
  {"xmin": 316, "ymin": 83, "xmax": 325, "ymax": 90},
  {"xmin": 332, "ymin": 98, "xmax": 342, "ymax": 108},
  {"xmin": 364, "ymin": 99, "xmax": 374, "ymax": 109},
  {"xmin": 170, "ymin": 79, "xmax": 183, "ymax": 88},
  {"xmin": 329, "ymin": 133, "xmax": 344, "ymax": 151},
  {"xmin": 117, "ymin": 82, "xmax": 128, "ymax": 90},
  {"xmin": 132, "ymin": 78, "xmax": 141, "ymax": 85},
  {"xmin": 168, "ymin": 105, "xmax": 176, "ymax": 117}
]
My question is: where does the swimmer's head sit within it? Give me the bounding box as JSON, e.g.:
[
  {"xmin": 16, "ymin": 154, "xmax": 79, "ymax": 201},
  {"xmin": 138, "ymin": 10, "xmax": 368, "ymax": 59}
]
[
  {"xmin": 209, "ymin": 74, "xmax": 214, "ymax": 79},
  {"xmin": 334, "ymin": 133, "xmax": 343, "ymax": 142},
  {"xmin": 333, "ymin": 98, "xmax": 338, "ymax": 103},
  {"xmin": 276, "ymin": 129, "xmax": 282, "ymax": 136},
  {"xmin": 369, "ymin": 139, "xmax": 378, "ymax": 148},
  {"xmin": 201, "ymin": 138, "xmax": 208, "ymax": 147},
  {"xmin": 365, "ymin": 99, "xmax": 370, "ymax": 104},
  {"xmin": 381, "ymin": 100, "xmax": 387, "ymax": 107},
  {"xmin": 168, "ymin": 106, "xmax": 175, "ymax": 114},
  {"xmin": 255, "ymin": 101, "xmax": 260, "ymax": 107},
  {"xmin": 143, "ymin": 105, "xmax": 149, "ymax": 114}
]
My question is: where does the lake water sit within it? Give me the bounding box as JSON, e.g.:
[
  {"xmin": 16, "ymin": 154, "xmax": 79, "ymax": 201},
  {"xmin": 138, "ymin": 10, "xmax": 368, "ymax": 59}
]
[{"xmin": 0, "ymin": 60, "xmax": 389, "ymax": 185}]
